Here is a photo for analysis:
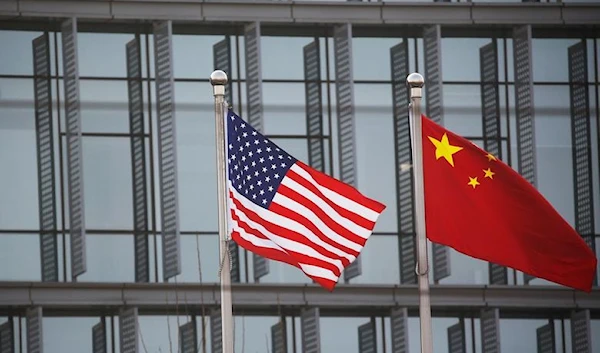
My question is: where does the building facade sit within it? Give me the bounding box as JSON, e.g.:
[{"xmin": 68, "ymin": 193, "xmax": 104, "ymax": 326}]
[{"xmin": 0, "ymin": 1, "xmax": 599, "ymax": 352}]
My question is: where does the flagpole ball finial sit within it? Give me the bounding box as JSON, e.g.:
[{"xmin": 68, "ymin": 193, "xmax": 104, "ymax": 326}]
[
  {"xmin": 210, "ymin": 70, "xmax": 228, "ymax": 86},
  {"xmin": 406, "ymin": 72, "xmax": 424, "ymax": 88},
  {"xmin": 407, "ymin": 72, "xmax": 424, "ymax": 99}
]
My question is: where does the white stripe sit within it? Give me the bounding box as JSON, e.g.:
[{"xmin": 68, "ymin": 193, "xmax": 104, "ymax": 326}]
[
  {"xmin": 298, "ymin": 263, "xmax": 338, "ymax": 282},
  {"xmin": 290, "ymin": 164, "xmax": 380, "ymax": 222},
  {"xmin": 230, "ymin": 192, "xmax": 346, "ymax": 271},
  {"xmin": 272, "ymin": 192, "xmax": 363, "ymax": 251},
  {"xmin": 281, "ymin": 176, "xmax": 372, "ymax": 239},
  {"xmin": 231, "ymin": 221, "xmax": 284, "ymax": 252},
  {"xmin": 230, "ymin": 186, "xmax": 355, "ymax": 262},
  {"xmin": 231, "ymin": 219, "xmax": 338, "ymax": 282}
]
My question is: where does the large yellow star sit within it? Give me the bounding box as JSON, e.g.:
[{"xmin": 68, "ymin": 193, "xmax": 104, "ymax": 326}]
[
  {"xmin": 468, "ymin": 177, "xmax": 480, "ymax": 189},
  {"xmin": 428, "ymin": 133, "xmax": 463, "ymax": 167},
  {"xmin": 483, "ymin": 168, "xmax": 495, "ymax": 179}
]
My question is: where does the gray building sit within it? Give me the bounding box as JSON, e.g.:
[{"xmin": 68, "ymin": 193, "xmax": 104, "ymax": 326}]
[{"xmin": 0, "ymin": 1, "xmax": 599, "ymax": 352}]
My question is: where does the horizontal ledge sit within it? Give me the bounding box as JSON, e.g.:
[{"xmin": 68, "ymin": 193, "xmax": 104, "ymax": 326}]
[
  {"xmin": 1, "ymin": 1, "xmax": 600, "ymax": 26},
  {"xmin": 0, "ymin": 282, "xmax": 597, "ymax": 318}
]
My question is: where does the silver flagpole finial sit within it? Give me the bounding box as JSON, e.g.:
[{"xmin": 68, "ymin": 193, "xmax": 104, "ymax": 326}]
[
  {"xmin": 210, "ymin": 70, "xmax": 228, "ymax": 97},
  {"xmin": 407, "ymin": 72, "xmax": 424, "ymax": 98},
  {"xmin": 210, "ymin": 69, "xmax": 228, "ymax": 86}
]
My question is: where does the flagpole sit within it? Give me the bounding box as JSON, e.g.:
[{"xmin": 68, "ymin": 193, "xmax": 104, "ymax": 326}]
[
  {"xmin": 407, "ymin": 72, "xmax": 433, "ymax": 353},
  {"xmin": 210, "ymin": 70, "xmax": 234, "ymax": 353}
]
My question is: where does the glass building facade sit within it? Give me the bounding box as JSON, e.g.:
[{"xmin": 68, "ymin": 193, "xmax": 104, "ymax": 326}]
[{"xmin": 0, "ymin": 1, "xmax": 599, "ymax": 352}]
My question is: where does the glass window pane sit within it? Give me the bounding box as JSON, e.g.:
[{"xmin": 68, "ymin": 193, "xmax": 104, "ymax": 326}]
[
  {"xmin": 534, "ymin": 85, "xmax": 575, "ymax": 225},
  {"xmin": 172, "ymin": 35, "xmax": 225, "ymax": 79},
  {"xmin": 79, "ymin": 80, "xmax": 130, "ymax": 134},
  {"xmin": 175, "ymin": 82, "xmax": 217, "ymax": 232},
  {"xmin": 590, "ymin": 88, "xmax": 599, "ymax": 234},
  {"xmin": 442, "ymin": 38, "xmax": 492, "ymax": 82},
  {"xmin": 43, "ymin": 317, "xmax": 101, "ymax": 352},
  {"xmin": 532, "ymin": 39, "xmax": 580, "ymax": 83},
  {"xmin": 349, "ymin": 235, "xmax": 399, "ymax": 284},
  {"xmin": 0, "ymin": 31, "xmax": 44, "ymax": 75},
  {"xmin": 177, "ymin": 234, "xmax": 219, "ymax": 283},
  {"xmin": 158, "ymin": 234, "xmax": 219, "ymax": 283},
  {"xmin": 262, "ymin": 37, "xmax": 313, "ymax": 80},
  {"xmin": 500, "ymin": 319, "xmax": 549, "ymax": 353},
  {"xmin": 78, "ymin": 33, "xmax": 135, "ymax": 77},
  {"xmin": 0, "ymin": 78, "xmax": 39, "ymax": 230},
  {"xmin": 263, "ymin": 83, "xmax": 307, "ymax": 135},
  {"xmin": 81, "ymin": 137, "xmax": 134, "ymax": 230},
  {"xmin": 77, "ymin": 234, "xmax": 135, "ymax": 282},
  {"xmin": 355, "ymin": 83, "xmax": 396, "ymax": 233},
  {"xmin": 442, "ymin": 249, "xmax": 489, "ymax": 285},
  {"xmin": 0, "ymin": 234, "xmax": 42, "ymax": 281},
  {"xmin": 443, "ymin": 84, "xmax": 483, "ymax": 138},
  {"xmin": 353, "ymin": 38, "xmax": 400, "ymax": 81}
]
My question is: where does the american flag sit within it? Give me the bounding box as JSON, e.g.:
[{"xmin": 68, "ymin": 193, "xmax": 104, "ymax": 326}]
[{"xmin": 226, "ymin": 109, "xmax": 386, "ymax": 291}]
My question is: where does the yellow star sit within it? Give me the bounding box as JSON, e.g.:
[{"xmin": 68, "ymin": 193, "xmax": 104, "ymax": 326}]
[
  {"xmin": 427, "ymin": 133, "xmax": 463, "ymax": 167},
  {"xmin": 483, "ymin": 168, "xmax": 495, "ymax": 179},
  {"xmin": 486, "ymin": 153, "xmax": 497, "ymax": 162},
  {"xmin": 468, "ymin": 177, "xmax": 480, "ymax": 189}
]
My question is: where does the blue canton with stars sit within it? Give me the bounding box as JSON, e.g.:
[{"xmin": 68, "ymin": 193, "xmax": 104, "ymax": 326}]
[{"xmin": 227, "ymin": 110, "xmax": 297, "ymax": 209}]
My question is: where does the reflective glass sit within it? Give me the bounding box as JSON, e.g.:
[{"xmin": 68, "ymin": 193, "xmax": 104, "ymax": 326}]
[
  {"xmin": 0, "ymin": 234, "xmax": 41, "ymax": 281},
  {"xmin": 158, "ymin": 234, "xmax": 219, "ymax": 283},
  {"xmin": 175, "ymin": 81, "xmax": 218, "ymax": 232},
  {"xmin": 533, "ymin": 85, "xmax": 575, "ymax": 225},
  {"xmin": 80, "ymin": 137, "xmax": 134, "ymax": 230},
  {"xmin": 0, "ymin": 30, "xmax": 44, "ymax": 75},
  {"xmin": 43, "ymin": 317, "xmax": 102, "ymax": 353},
  {"xmin": 263, "ymin": 83, "xmax": 307, "ymax": 135},
  {"xmin": 593, "ymin": 320, "xmax": 600, "ymax": 352},
  {"xmin": 77, "ymin": 234, "xmax": 135, "ymax": 282},
  {"xmin": 353, "ymin": 38, "xmax": 402, "ymax": 81},
  {"xmin": 0, "ymin": 78, "xmax": 39, "ymax": 229},
  {"xmin": 442, "ymin": 38, "xmax": 492, "ymax": 82},
  {"xmin": 79, "ymin": 80, "xmax": 131, "ymax": 133},
  {"xmin": 590, "ymin": 88, "xmax": 600, "ymax": 234},
  {"xmin": 532, "ymin": 39, "xmax": 580, "ymax": 83},
  {"xmin": 349, "ymin": 235, "xmax": 399, "ymax": 284},
  {"xmin": 442, "ymin": 84, "xmax": 483, "ymax": 138},
  {"xmin": 354, "ymin": 83, "xmax": 396, "ymax": 233},
  {"xmin": 78, "ymin": 33, "xmax": 136, "ymax": 77},
  {"xmin": 262, "ymin": 36, "xmax": 313, "ymax": 80},
  {"xmin": 137, "ymin": 315, "xmax": 188, "ymax": 353},
  {"xmin": 172, "ymin": 35, "xmax": 225, "ymax": 79},
  {"xmin": 500, "ymin": 319, "xmax": 553, "ymax": 353}
]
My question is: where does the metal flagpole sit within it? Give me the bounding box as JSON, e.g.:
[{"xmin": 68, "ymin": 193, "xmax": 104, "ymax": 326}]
[
  {"xmin": 210, "ymin": 70, "xmax": 235, "ymax": 353},
  {"xmin": 407, "ymin": 72, "xmax": 434, "ymax": 353}
]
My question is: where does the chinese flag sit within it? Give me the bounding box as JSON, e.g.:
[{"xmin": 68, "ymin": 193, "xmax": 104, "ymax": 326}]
[{"xmin": 421, "ymin": 115, "xmax": 597, "ymax": 292}]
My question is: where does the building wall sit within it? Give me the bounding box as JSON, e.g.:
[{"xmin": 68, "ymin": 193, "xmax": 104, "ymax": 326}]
[{"xmin": 0, "ymin": 12, "xmax": 599, "ymax": 353}]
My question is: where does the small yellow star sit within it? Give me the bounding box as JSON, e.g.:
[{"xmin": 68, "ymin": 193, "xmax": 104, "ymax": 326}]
[
  {"xmin": 483, "ymin": 168, "xmax": 495, "ymax": 179},
  {"xmin": 427, "ymin": 133, "xmax": 463, "ymax": 167},
  {"xmin": 468, "ymin": 177, "xmax": 480, "ymax": 189},
  {"xmin": 486, "ymin": 153, "xmax": 497, "ymax": 162}
]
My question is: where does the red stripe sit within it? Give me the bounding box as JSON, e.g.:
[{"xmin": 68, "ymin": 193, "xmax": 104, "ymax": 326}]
[
  {"xmin": 286, "ymin": 169, "xmax": 376, "ymax": 230},
  {"xmin": 229, "ymin": 208, "xmax": 343, "ymax": 276},
  {"xmin": 296, "ymin": 161, "xmax": 386, "ymax": 213},
  {"xmin": 277, "ymin": 184, "xmax": 367, "ymax": 247},
  {"xmin": 229, "ymin": 191, "xmax": 351, "ymax": 267},
  {"xmin": 268, "ymin": 201, "xmax": 360, "ymax": 259},
  {"xmin": 233, "ymin": 230, "xmax": 337, "ymax": 291}
]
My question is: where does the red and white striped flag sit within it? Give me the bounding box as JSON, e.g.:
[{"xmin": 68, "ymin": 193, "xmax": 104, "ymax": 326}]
[{"xmin": 226, "ymin": 109, "xmax": 386, "ymax": 290}]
